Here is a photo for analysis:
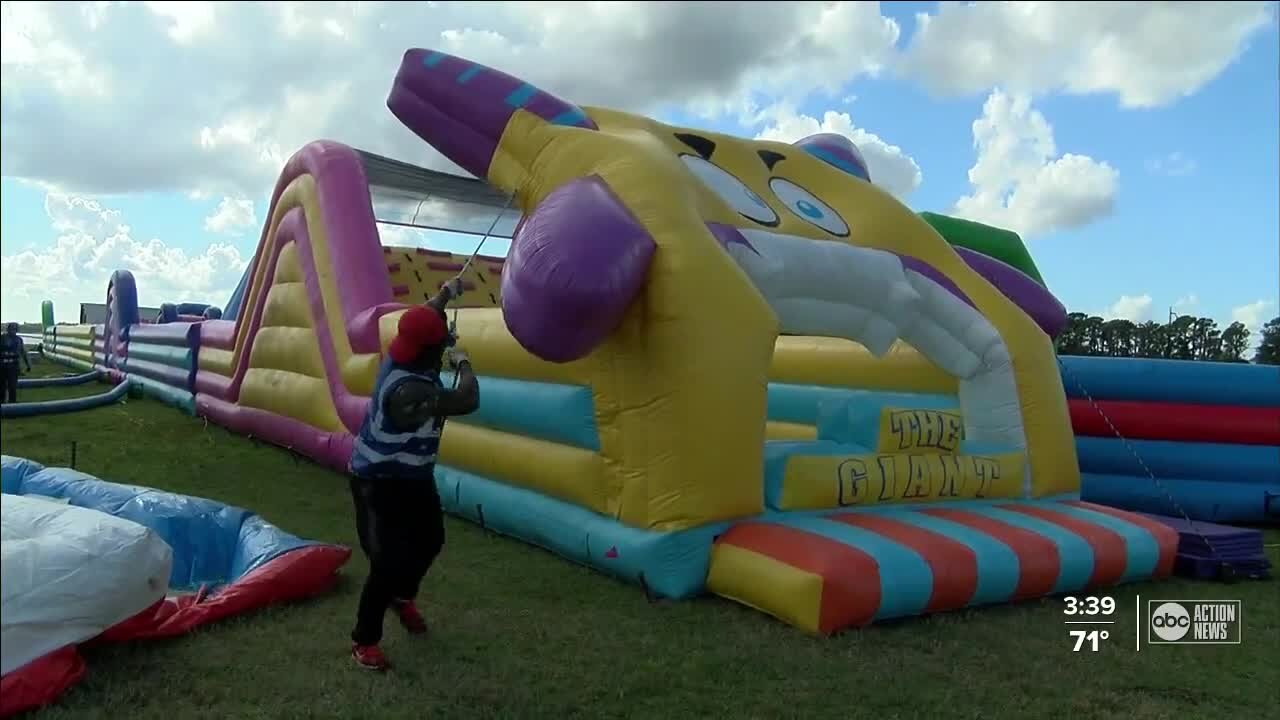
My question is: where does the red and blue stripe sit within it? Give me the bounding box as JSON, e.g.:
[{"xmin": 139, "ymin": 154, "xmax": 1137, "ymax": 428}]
[{"xmin": 712, "ymin": 498, "xmax": 1178, "ymax": 634}]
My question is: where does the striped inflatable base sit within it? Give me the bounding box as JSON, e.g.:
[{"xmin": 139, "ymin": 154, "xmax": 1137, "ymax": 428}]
[{"xmin": 707, "ymin": 498, "xmax": 1178, "ymax": 635}]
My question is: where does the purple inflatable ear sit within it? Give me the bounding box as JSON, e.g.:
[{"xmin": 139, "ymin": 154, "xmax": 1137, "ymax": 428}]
[
  {"xmin": 792, "ymin": 133, "xmax": 871, "ymax": 183},
  {"xmin": 501, "ymin": 176, "xmax": 656, "ymax": 363},
  {"xmin": 387, "ymin": 49, "xmax": 597, "ymax": 179}
]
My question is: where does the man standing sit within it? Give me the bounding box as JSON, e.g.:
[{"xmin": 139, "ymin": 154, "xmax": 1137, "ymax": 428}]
[
  {"xmin": 347, "ymin": 278, "xmax": 480, "ymax": 671},
  {"xmin": 1, "ymin": 323, "xmax": 32, "ymax": 404}
]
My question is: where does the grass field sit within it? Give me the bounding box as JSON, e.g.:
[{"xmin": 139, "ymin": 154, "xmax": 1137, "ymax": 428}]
[{"xmin": 3, "ymin": 355, "xmax": 1277, "ymax": 720}]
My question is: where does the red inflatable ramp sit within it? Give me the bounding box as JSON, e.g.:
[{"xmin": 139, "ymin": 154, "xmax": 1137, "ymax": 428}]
[{"xmin": 1068, "ymin": 398, "xmax": 1280, "ymax": 445}]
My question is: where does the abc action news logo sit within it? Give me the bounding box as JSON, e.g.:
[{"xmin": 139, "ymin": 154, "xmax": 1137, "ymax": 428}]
[{"xmin": 1147, "ymin": 600, "xmax": 1242, "ymax": 644}]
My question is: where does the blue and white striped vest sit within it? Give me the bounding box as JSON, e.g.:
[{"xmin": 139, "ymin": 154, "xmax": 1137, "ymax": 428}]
[{"xmin": 350, "ymin": 359, "xmax": 444, "ymax": 480}]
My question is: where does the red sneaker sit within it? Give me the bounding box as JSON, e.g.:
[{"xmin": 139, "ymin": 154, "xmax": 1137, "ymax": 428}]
[
  {"xmin": 351, "ymin": 643, "xmax": 390, "ymax": 671},
  {"xmin": 392, "ymin": 598, "xmax": 428, "ymax": 635}
]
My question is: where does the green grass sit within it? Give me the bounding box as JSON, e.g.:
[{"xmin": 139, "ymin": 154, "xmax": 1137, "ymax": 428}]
[{"xmin": 3, "ymin": 356, "xmax": 1277, "ymax": 720}]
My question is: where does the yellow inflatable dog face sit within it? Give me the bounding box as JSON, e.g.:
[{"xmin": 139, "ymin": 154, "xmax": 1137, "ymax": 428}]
[
  {"xmin": 388, "ymin": 48, "xmax": 1080, "ymax": 508},
  {"xmin": 387, "ymin": 49, "xmax": 958, "ymax": 363},
  {"xmin": 638, "ymin": 121, "xmax": 873, "ymax": 243}
]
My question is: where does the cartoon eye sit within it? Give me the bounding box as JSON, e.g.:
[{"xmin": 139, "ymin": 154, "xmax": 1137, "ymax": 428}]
[
  {"xmin": 769, "ymin": 177, "xmax": 848, "ymax": 237},
  {"xmin": 680, "ymin": 154, "xmax": 778, "ymax": 226}
]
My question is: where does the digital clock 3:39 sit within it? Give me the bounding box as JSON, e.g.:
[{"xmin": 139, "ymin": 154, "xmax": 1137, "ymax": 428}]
[{"xmin": 1064, "ymin": 596, "xmax": 1117, "ymax": 616}]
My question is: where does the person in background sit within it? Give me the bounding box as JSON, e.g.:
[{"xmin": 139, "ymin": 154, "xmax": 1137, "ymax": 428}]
[
  {"xmin": 1, "ymin": 323, "xmax": 32, "ymax": 404},
  {"xmin": 347, "ymin": 277, "xmax": 480, "ymax": 671}
]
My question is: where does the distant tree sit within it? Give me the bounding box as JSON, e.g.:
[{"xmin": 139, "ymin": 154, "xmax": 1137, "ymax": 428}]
[
  {"xmin": 1100, "ymin": 319, "xmax": 1137, "ymax": 357},
  {"xmin": 1164, "ymin": 315, "xmax": 1198, "ymax": 359},
  {"xmin": 1254, "ymin": 316, "xmax": 1280, "ymax": 365},
  {"xmin": 1187, "ymin": 317, "xmax": 1222, "ymax": 360},
  {"xmin": 1133, "ymin": 321, "xmax": 1165, "ymax": 358},
  {"xmin": 1056, "ymin": 312, "xmax": 1091, "ymax": 356},
  {"xmin": 1218, "ymin": 322, "xmax": 1251, "ymax": 362},
  {"xmin": 1057, "ymin": 312, "xmax": 1265, "ymax": 363}
]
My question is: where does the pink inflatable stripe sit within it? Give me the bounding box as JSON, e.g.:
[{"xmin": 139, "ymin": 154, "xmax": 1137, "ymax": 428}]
[
  {"xmin": 131, "ymin": 323, "xmax": 196, "ymax": 346},
  {"xmin": 194, "ymin": 370, "xmax": 233, "ymax": 399},
  {"xmin": 218, "ymin": 206, "xmax": 372, "ymax": 433},
  {"xmin": 196, "ymin": 393, "xmax": 353, "ymax": 471},
  {"xmin": 199, "ymin": 320, "xmax": 237, "ymax": 349}
]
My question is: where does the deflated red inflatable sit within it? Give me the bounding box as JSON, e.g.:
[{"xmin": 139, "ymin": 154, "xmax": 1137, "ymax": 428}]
[{"xmin": 0, "ymin": 456, "xmax": 351, "ymax": 717}]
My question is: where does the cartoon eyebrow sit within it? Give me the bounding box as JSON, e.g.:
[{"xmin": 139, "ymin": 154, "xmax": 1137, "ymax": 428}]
[
  {"xmin": 757, "ymin": 149, "xmax": 786, "ymax": 171},
  {"xmin": 674, "ymin": 132, "xmax": 716, "ymax": 160}
]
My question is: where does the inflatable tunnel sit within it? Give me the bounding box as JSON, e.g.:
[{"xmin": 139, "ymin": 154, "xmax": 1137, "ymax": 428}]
[{"xmin": 34, "ymin": 47, "xmax": 1182, "ymax": 635}]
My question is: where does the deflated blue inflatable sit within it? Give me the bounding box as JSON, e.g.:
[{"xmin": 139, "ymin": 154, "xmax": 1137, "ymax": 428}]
[
  {"xmin": 1, "ymin": 455, "xmax": 331, "ymax": 591},
  {"xmin": 0, "ymin": 379, "xmax": 131, "ymax": 418},
  {"xmin": 16, "ymin": 370, "xmax": 101, "ymax": 389}
]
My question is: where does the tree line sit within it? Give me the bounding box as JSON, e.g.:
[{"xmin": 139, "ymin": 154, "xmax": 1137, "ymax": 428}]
[{"xmin": 1057, "ymin": 313, "xmax": 1280, "ymax": 365}]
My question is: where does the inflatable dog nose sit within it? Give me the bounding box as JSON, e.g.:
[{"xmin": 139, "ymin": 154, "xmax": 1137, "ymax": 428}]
[{"xmin": 387, "ymin": 48, "xmax": 597, "ymax": 179}]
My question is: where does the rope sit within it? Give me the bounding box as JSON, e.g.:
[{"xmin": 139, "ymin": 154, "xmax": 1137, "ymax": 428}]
[
  {"xmin": 1057, "ymin": 357, "xmax": 1235, "ymax": 577},
  {"xmin": 449, "ymin": 191, "xmax": 515, "ymax": 389}
]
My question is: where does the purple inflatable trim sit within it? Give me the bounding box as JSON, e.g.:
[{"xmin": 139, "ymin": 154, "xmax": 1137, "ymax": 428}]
[
  {"xmin": 954, "ymin": 247, "xmax": 1068, "ymax": 337},
  {"xmin": 270, "ymin": 141, "xmax": 391, "ymax": 328},
  {"xmin": 705, "ymin": 222, "xmax": 759, "ymax": 256},
  {"xmin": 276, "ymin": 207, "xmax": 373, "ymax": 433},
  {"xmin": 388, "ymin": 48, "xmax": 597, "ymax": 180},
  {"xmin": 194, "ymin": 370, "xmax": 233, "ymax": 400},
  {"xmin": 130, "ymin": 322, "xmax": 198, "ymax": 346},
  {"xmin": 894, "ymin": 253, "xmax": 975, "ymax": 308},
  {"xmin": 792, "ymin": 133, "xmax": 871, "ymax": 182},
  {"xmin": 348, "ymin": 302, "xmax": 414, "ymax": 355},
  {"xmin": 123, "ymin": 358, "xmax": 190, "ymax": 390},
  {"xmin": 197, "ymin": 394, "xmax": 353, "ymax": 471},
  {"xmin": 200, "ymin": 320, "xmax": 237, "ymax": 349},
  {"xmin": 501, "ymin": 175, "xmax": 655, "ymax": 363}
]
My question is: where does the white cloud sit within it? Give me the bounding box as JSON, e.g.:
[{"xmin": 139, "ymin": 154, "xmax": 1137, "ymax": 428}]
[
  {"xmin": 1104, "ymin": 293, "xmax": 1154, "ymax": 323},
  {"xmin": 1231, "ymin": 299, "xmax": 1276, "ymax": 329},
  {"xmin": 901, "ymin": 2, "xmax": 1277, "ymax": 108},
  {"xmin": 0, "ymin": 192, "xmax": 249, "ymax": 322},
  {"xmin": 0, "ymin": 1, "xmax": 902, "ymax": 198},
  {"xmin": 753, "ymin": 104, "xmax": 923, "ymax": 199},
  {"xmin": 1146, "ymin": 152, "xmax": 1197, "ymax": 177},
  {"xmin": 951, "ymin": 90, "xmax": 1118, "ymax": 238},
  {"xmin": 204, "ymin": 196, "xmax": 257, "ymax": 234},
  {"xmin": 1173, "ymin": 294, "xmax": 1200, "ymax": 313}
]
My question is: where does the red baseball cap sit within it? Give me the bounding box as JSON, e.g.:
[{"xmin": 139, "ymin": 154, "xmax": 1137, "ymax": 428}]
[{"xmin": 388, "ymin": 306, "xmax": 448, "ymax": 364}]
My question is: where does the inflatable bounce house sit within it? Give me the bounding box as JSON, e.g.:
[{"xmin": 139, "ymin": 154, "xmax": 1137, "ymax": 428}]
[{"xmin": 41, "ymin": 45, "xmax": 1271, "ymax": 636}]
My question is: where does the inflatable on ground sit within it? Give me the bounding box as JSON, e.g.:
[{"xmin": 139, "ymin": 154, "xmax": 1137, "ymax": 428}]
[
  {"xmin": 1061, "ymin": 357, "xmax": 1280, "ymax": 523},
  {"xmin": 35, "ymin": 48, "xmax": 1190, "ymax": 635},
  {"xmin": 0, "ymin": 456, "xmax": 350, "ymax": 717},
  {"xmin": 0, "ymin": 376, "xmax": 133, "ymax": 418}
]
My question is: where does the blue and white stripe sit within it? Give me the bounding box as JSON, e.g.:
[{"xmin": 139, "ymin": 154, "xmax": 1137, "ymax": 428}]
[{"xmin": 350, "ymin": 361, "xmax": 443, "ymax": 479}]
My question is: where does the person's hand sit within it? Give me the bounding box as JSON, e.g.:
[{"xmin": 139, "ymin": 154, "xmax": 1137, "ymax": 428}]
[
  {"xmin": 442, "ymin": 275, "xmax": 464, "ymax": 299},
  {"xmin": 446, "ymin": 348, "xmax": 470, "ymax": 369}
]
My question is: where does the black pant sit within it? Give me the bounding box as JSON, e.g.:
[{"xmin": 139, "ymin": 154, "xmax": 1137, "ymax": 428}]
[
  {"xmin": 349, "ymin": 473, "xmax": 446, "ymax": 645},
  {"xmin": 1, "ymin": 366, "xmax": 18, "ymax": 404}
]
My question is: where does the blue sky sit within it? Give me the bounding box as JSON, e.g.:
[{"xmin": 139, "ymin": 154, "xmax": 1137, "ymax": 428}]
[{"xmin": 1, "ymin": 2, "xmax": 1276, "ymax": 335}]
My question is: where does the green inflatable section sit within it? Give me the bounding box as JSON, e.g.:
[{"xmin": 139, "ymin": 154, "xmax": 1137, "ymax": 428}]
[
  {"xmin": 918, "ymin": 211, "xmax": 1046, "ymax": 287},
  {"xmin": 41, "ymin": 300, "xmax": 55, "ymax": 329}
]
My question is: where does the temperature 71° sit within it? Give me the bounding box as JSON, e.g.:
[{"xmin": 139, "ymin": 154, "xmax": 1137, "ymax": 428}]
[{"xmin": 1070, "ymin": 629, "xmax": 1109, "ymax": 652}]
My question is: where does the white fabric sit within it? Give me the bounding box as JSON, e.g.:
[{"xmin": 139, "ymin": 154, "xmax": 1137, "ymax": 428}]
[
  {"xmin": 724, "ymin": 228, "xmax": 1028, "ymax": 474},
  {"xmin": 1, "ymin": 495, "xmax": 172, "ymax": 675},
  {"xmin": 732, "ymin": 230, "xmax": 922, "ymax": 357}
]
